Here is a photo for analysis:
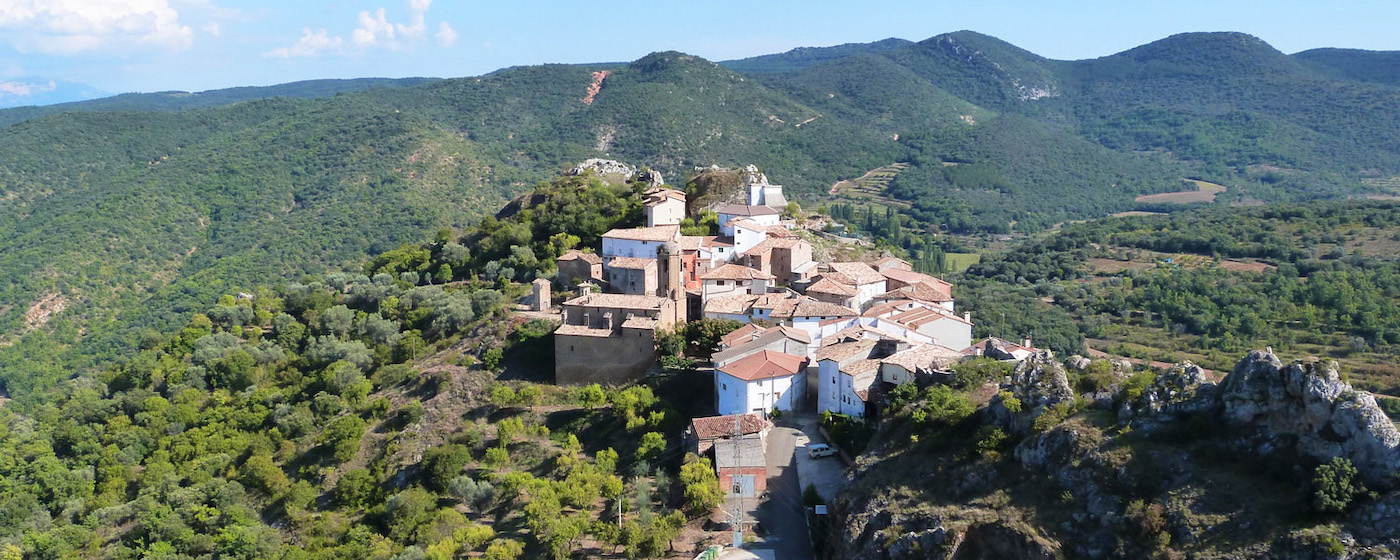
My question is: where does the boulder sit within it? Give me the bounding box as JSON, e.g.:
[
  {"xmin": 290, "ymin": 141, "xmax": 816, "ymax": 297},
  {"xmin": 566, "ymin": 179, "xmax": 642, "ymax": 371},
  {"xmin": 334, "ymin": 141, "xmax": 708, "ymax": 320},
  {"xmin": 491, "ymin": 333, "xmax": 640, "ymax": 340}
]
[
  {"xmin": 1118, "ymin": 361, "xmax": 1217, "ymax": 428},
  {"xmin": 569, "ymin": 158, "xmax": 636, "ymax": 182},
  {"xmin": 1065, "ymin": 355, "xmax": 1092, "ymax": 372},
  {"xmin": 1219, "ymin": 349, "xmax": 1400, "ymax": 487},
  {"xmin": 1006, "ymin": 350, "xmax": 1074, "ymax": 410}
]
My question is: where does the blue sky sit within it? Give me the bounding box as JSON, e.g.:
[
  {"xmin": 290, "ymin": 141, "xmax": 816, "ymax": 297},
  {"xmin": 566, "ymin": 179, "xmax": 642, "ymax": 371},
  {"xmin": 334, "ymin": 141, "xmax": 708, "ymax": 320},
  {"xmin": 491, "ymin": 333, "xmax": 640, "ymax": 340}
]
[{"xmin": 1, "ymin": 0, "xmax": 1398, "ymax": 102}]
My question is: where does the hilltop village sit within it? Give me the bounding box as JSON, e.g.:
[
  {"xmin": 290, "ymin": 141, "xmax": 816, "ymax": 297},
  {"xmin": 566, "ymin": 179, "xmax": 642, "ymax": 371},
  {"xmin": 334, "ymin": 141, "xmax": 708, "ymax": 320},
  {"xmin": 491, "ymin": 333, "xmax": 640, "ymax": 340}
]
[{"xmin": 539, "ymin": 162, "xmax": 1040, "ymax": 481}]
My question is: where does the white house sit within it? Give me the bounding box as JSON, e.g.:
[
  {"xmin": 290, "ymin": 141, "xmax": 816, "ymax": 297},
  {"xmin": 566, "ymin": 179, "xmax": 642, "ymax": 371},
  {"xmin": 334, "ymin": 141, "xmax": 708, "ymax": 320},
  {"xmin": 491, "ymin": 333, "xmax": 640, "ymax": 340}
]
[
  {"xmin": 816, "ymin": 340, "xmax": 879, "ymax": 418},
  {"xmin": 714, "ymin": 350, "xmax": 808, "ymax": 416},
  {"xmin": 716, "ymin": 204, "xmax": 780, "ymax": 236},
  {"xmin": 700, "ymin": 264, "xmax": 773, "ymax": 302},
  {"xmin": 643, "ymin": 188, "xmax": 686, "ymax": 227},
  {"xmin": 864, "ymin": 300, "xmax": 973, "ymax": 350},
  {"xmin": 601, "ymin": 225, "xmax": 681, "ymax": 259},
  {"xmin": 879, "ymin": 343, "xmax": 964, "ymax": 385},
  {"xmin": 730, "ymin": 219, "xmax": 776, "ymax": 257},
  {"xmin": 747, "ymin": 180, "xmax": 787, "ymax": 208},
  {"xmin": 826, "ymin": 262, "xmax": 888, "ymax": 311}
]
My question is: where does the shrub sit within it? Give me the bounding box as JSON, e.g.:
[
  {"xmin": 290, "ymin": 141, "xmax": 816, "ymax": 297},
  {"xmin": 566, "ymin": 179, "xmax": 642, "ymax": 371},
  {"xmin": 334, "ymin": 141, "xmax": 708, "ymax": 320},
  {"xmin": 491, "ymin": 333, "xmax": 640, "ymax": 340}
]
[
  {"xmin": 1032, "ymin": 401, "xmax": 1076, "ymax": 431},
  {"xmin": 422, "ymin": 444, "xmax": 472, "ymax": 491},
  {"xmin": 802, "ymin": 483, "xmax": 823, "ymax": 507},
  {"xmin": 1312, "ymin": 457, "xmax": 1370, "ymax": 514}
]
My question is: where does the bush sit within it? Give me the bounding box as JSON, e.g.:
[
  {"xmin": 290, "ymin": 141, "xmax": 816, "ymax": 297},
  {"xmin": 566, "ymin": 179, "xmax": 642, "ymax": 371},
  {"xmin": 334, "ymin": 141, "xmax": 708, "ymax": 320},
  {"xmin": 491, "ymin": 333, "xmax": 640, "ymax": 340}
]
[
  {"xmin": 1312, "ymin": 457, "xmax": 1370, "ymax": 514},
  {"xmin": 801, "ymin": 483, "xmax": 823, "ymax": 507},
  {"xmin": 422, "ymin": 444, "xmax": 472, "ymax": 491}
]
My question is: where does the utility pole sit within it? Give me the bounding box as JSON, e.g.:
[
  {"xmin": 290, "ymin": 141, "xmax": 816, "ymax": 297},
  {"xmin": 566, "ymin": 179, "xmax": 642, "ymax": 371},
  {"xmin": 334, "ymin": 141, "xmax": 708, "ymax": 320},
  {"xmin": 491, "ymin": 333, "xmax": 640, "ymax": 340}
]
[{"xmin": 727, "ymin": 415, "xmax": 744, "ymax": 548}]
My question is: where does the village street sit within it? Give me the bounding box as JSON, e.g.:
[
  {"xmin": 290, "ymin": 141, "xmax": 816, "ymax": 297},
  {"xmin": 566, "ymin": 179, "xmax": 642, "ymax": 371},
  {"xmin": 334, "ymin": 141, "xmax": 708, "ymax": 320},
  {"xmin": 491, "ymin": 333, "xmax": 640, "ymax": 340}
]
[{"xmin": 746, "ymin": 413, "xmax": 847, "ymax": 560}]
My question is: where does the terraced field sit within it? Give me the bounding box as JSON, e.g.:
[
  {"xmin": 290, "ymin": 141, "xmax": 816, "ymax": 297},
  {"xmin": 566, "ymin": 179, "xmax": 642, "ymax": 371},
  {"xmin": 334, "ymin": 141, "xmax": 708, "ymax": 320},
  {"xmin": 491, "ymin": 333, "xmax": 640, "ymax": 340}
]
[
  {"xmin": 1134, "ymin": 179, "xmax": 1228, "ymax": 204},
  {"xmin": 828, "ymin": 162, "xmax": 911, "ymax": 207}
]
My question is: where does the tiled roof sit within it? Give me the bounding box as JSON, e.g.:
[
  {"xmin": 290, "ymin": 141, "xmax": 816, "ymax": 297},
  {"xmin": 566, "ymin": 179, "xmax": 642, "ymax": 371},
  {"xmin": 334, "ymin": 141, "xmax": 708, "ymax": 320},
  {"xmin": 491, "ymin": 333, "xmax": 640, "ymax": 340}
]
[
  {"xmin": 841, "ymin": 359, "xmax": 881, "ymax": 376},
  {"xmin": 644, "ymin": 188, "xmax": 686, "ymax": 204},
  {"xmin": 815, "ymin": 339, "xmax": 877, "ymax": 363},
  {"xmin": 701, "ymin": 264, "xmax": 774, "ymax": 281},
  {"xmin": 554, "ymin": 324, "xmax": 617, "ymax": 337},
  {"xmin": 828, "ymin": 262, "xmax": 885, "ymax": 285},
  {"xmin": 715, "ymin": 203, "xmax": 780, "ymax": 217},
  {"xmin": 602, "ymin": 224, "xmax": 680, "ymax": 242},
  {"xmin": 886, "ymin": 305, "xmax": 972, "ymax": 328},
  {"xmin": 558, "ymin": 250, "xmax": 602, "ymax": 265},
  {"xmin": 789, "ymin": 299, "xmax": 857, "ymax": 318},
  {"xmin": 679, "ymin": 236, "xmax": 703, "ymax": 251},
  {"xmin": 703, "ymin": 293, "xmax": 757, "ymax": 315},
  {"xmin": 719, "ymin": 323, "xmax": 764, "ymax": 347},
  {"xmin": 806, "ymin": 276, "xmax": 857, "ymax": 297},
  {"xmin": 874, "ymin": 256, "xmax": 911, "ymax": 271},
  {"xmin": 876, "ymin": 284, "xmax": 953, "ymax": 303},
  {"xmin": 620, "ymin": 316, "xmax": 658, "ymax": 330},
  {"xmin": 882, "ymin": 268, "xmax": 953, "ymax": 291},
  {"xmin": 690, "ymin": 413, "xmax": 768, "ymax": 440},
  {"xmin": 748, "ymin": 292, "xmax": 792, "ymax": 310},
  {"xmin": 742, "ymin": 236, "xmax": 807, "ymax": 257},
  {"xmin": 607, "ymin": 256, "xmax": 656, "ymax": 270},
  {"xmin": 881, "ymin": 344, "xmax": 964, "ymax": 371},
  {"xmin": 718, "ymin": 350, "xmax": 807, "ymax": 382},
  {"xmin": 564, "ymin": 293, "xmax": 669, "ymax": 311},
  {"xmin": 701, "ymin": 236, "xmax": 734, "ymax": 248},
  {"xmin": 854, "ymin": 389, "xmax": 870, "ymax": 402}
]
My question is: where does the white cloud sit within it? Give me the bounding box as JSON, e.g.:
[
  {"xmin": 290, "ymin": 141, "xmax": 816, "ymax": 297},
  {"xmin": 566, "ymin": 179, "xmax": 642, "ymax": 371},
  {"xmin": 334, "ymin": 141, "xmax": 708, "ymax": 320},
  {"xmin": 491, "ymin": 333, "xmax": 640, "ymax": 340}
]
[
  {"xmin": 261, "ymin": 27, "xmax": 342, "ymax": 59},
  {"xmin": 352, "ymin": 8, "xmax": 395, "ymax": 47},
  {"xmin": 435, "ymin": 21, "xmax": 457, "ymax": 48},
  {"xmin": 0, "ymin": 0, "xmax": 194, "ymax": 55},
  {"xmin": 0, "ymin": 79, "xmax": 55, "ymax": 96},
  {"xmin": 201, "ymin": 22, "xmax": 220, "ymax": 37}
]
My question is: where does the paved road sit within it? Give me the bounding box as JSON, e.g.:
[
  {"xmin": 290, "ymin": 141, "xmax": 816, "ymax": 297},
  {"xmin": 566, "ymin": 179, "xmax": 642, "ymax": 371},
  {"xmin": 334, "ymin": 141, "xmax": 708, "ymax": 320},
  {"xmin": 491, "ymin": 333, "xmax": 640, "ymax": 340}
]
[{"xmin": 749, "ymin": 422, "xmax": 815, "ymax": 560}]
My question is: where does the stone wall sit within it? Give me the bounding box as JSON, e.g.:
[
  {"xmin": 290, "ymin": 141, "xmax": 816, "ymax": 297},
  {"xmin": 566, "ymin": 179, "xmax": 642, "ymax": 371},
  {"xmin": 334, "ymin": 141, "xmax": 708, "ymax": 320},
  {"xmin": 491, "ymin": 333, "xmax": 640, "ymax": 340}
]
[{"xmin": 554, "ymin": 329, "xmax": 657, "ymax": 386}]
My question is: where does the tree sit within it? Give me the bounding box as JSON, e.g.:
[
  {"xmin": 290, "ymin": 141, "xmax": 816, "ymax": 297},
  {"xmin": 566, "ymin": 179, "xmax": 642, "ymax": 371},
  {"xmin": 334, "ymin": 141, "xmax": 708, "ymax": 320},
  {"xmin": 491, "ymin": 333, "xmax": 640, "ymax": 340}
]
[
  {"xmin": 488, "ymin": 385, "xmax": 516, "ymax": 408},
  {"xmin": 637, "ymin": 432, "xmax": 666, "ymax": 464},
  {"xmin": 517, "ymin": 385, "xmax": 543, "ymax": 411},
  {"xmin": 423, "ymin": 444, "xmax": 472, "ymax": 491},
  {"xmin": 679, "ymin": 454, "xmax": 723, "ymax": 514},
  {"xmin": 482, "ymin": 539, "xmax": 524, "ymax": 560},
  {"xmin": 436, "ymin": 264, "xmax": 453, "ymax": 284},
  {"xmin": 321, "ymin": 415, "xmax": 367, "ymax": 462},
  {"xmin": 577, "ymin": 384, "xmax": 606, "ymax": 409},
  {"xmin": 335, "ymin": 469, "xmax": 377, "ymax": 508}
]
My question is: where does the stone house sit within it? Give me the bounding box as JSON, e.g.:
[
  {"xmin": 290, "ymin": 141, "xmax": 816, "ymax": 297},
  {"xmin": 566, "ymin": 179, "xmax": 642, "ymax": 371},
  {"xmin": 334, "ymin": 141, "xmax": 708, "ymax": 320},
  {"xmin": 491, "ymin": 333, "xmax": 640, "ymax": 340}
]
[
  {"xmin": 556, "ymin": 250, "xmax": 602, "ymax": 287},
  {"xmin": 605, "ymin": 256, "xmax": 656, "ymax": 295}
]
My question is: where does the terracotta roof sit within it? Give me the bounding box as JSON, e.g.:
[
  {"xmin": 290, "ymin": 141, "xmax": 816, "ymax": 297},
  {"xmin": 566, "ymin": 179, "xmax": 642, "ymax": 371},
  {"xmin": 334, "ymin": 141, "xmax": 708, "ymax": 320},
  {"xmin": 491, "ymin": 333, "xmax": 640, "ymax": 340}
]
[
  {"xmin": 607, "ymin": 256, "xmax": 656, "ymax": 270},
  {"xmin": 806, "ymin": 276, "xmax": 857, "ymax": 297},
  {"xmin": 748, "ymin": 292, "xmax": 792, "ymax": 310},
  {"xmin": 874, "ymin": 256, "xmax": 912, "ymax": 271},
  {"xmin": 715, "ymin": 203, "xmax": 780, "ymax": 217},
  {"xmin": 766, "ymin": 226, "xmax": 798, "ymax": 238},
  {"xmin": 703, "ymin": 293, "xmax": 758, "ymax": 315},
  {"xmin": 620, "ymin": 316, "xmax": 658, "ymax": 330},
  {"xmin": 881, "ymin": 344, "xmax": 964, "ymax": 371},
  {"xmin": 841, "ymin": 359, "xmax": 881, "ymax": 376},
  {"xmin": 701, "ymin": 236, "xmax": 733, "ymax": 248},
  {"xmin": 564, "ymin": 293, "xmax": 669, "ymax": 311},
  {"xmin": 886, "ymin": 305, "xmax": 972, "ymax": 328},
  {"xmin": 772, "ymin": 297, "xmax": 856, "ymax": 319},
  {"xmin": 690, "ymin": 413, "xmax": 768, "ymax": 440},
  {"xmin": 558, "ymin": 250, "xmax": 602, "ymax": 265},
  {"xmin": 711, "ymin": 328, "xmax": 812, "ymax": 366},
  {"xmin": 823, "ymin": 324, "xmax": 913, "ymax": 346},
  {"xmin": 828, "ymin": 262, "xmax": 885, "ymax": 285},
  {"xmin": 720, "ymin": 323, "xmax": 764, "ymax": 347},
  {"xmin": 742, "ymin": 236, "xmax": 807, "ymax": 257},
  {"xmin": 962, "ymin": 337, "xmax": 1035, "ymax": 356},
  {"xmin": 679, "ymin": 236, "xmax": 703, "ymax": 251},
  {"xmin": 727, "ymin": 218, "xmax": 767, "ymax": 232},
  {"xmin": 854, "ymin": 389, "xmax": 870, "ymax": 402},
  {"xmin": 554, "ymin": 324, "xmax": 617, "ymax": 337},
  {"xmin": 882, "ymin": 268, "xmax": 953, "ymax": 290},
  {"xmin": 602, "ymin": 224, "xmax": 680, "ymax": 242},
  {"xmin": 816, "ymin": 339, "xmax": 877, "ymax": 363},
  {"xmin": 701, "ymin": 264, "xmax": 774, "ymax": 281},
  {"xmin": 717, "ymin": 350, "xmax": 807, "ymax": 382},
  {"xmin": 876, "ymin": 284, "xmax": 953, "ymax": 303},
  {"xmin": 644, "ymin": 188, "xmax": 686, "ymax": 203}
]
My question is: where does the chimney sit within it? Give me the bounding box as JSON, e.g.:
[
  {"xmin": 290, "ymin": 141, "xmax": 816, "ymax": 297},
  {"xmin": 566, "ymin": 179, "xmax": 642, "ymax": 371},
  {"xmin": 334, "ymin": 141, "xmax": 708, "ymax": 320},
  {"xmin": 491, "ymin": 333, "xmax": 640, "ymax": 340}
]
[
  {"xmin": 964, "ymin": 312, "xmax": 971, "ymax": 323},
  {"xmin": 1022, "ymin": 336, "xmax": 1032, "ymax": 349}
]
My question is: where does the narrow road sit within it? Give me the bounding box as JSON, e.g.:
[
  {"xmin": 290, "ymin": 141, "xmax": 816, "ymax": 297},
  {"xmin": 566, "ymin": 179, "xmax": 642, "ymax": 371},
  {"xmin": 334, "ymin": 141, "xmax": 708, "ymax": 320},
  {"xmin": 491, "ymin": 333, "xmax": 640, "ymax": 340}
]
[{"xmin": 752, "ymin": 423, "xmax": 815, "ymax": 560}]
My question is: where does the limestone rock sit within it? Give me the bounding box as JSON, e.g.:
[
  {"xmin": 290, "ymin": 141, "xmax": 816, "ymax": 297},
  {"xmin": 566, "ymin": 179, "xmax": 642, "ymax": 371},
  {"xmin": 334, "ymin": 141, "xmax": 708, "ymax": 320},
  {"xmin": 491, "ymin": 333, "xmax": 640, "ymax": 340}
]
[
  {"xmin": 569, "ymin": 158, "xmax": 636, "ymax": 181},
  {"xmin": 1006, "ymin": 350, "xmax": 1074, "ymax": 410},
  {"xmin": 1118, "ymin": 361, "xmax": 1217, "ymax": 428},
  {"xmin": 741, "ymin": 163, "xmax": 769, "ymax": 186},
  {"xmin": 634, "ymin": 168, "xmax": 664, "ymax": 188},
  {"xmin": 1065, "ymin": 355, "xmax": 1092, "ymax": 372},
  {"xmin": 1219, "ymin": 350, "xmax": 1400, "ymax": 487}
]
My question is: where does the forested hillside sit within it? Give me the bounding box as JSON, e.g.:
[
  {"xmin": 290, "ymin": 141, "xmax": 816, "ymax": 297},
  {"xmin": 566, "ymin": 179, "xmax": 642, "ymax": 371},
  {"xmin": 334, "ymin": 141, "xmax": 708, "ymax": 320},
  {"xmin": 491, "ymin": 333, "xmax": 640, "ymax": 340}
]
[{"xmin": 7, "ymin": 30, "xmax": 1400, "ymax": 402}]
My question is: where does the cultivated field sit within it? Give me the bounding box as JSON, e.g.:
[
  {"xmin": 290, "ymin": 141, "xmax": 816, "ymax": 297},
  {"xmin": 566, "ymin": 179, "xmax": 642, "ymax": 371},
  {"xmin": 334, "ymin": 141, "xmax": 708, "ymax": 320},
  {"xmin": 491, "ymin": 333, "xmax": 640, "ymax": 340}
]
[{"xmin": 1134, "ymin": 179, "xmax": 1227, "ymax": 204}]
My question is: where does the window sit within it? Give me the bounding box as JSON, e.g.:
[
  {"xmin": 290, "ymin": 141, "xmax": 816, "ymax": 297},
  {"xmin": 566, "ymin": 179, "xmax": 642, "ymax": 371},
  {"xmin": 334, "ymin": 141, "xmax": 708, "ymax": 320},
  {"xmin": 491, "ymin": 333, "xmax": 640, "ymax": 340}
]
[
  {"xmin": 570, "ymin": 346, "xmax": 575, "ymax": 352},
  {"xmin": 722, "ymin": 383, "xmax": 727, "ymax": 391}
]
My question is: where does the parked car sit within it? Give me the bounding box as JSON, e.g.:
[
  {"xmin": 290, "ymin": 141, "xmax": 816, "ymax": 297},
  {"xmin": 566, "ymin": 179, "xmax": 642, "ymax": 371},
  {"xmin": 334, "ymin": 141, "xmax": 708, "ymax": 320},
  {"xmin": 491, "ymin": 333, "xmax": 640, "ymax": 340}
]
[{"xmin": 807, "ymin": 443, "xmax": 837, "ymax": 458}]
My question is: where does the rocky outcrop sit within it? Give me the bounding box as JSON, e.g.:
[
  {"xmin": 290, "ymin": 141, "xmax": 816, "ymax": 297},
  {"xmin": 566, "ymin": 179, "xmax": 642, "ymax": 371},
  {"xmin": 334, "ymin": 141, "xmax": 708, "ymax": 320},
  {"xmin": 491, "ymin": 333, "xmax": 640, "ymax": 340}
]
[
  {"xmin": 1219, "ymin": 350, "xmax": 1400, "ymax": 487},
  {"xmin": 634, "ymin": 167, "xmax": 664, "ymax": 188},
  {"xmin": 1118, "ymin": 361, "xmax": 1218, "ymax": 430},
  {"xmin": 1007, "ymin": 350, "xmax": 1074, "ymax": 410},
  {"xmin": 568, "ymin": 158, "xmax": 636, "ymax": 181},
  {"xmin": 740, "ymin": 163, "xmax": 769, "ymax": 187}
]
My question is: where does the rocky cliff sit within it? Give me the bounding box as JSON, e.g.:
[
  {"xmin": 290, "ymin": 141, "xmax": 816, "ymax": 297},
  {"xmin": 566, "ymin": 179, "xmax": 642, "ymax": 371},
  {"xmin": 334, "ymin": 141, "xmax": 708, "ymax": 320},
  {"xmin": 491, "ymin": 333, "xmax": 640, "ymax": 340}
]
[{"xmin": 828, "ymin": 349, "xmax": 1400, "ymax": 560}]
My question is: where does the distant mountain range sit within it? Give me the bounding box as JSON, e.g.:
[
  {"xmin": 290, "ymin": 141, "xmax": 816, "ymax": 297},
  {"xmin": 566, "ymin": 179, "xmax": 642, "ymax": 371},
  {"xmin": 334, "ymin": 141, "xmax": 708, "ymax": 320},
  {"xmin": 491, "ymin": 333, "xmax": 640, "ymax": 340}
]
[
  {"xmin": 4, "ymin": 30, "xmax": 1400, "ymax": 397},
  {"xmin": 0, "ymin": 78, "xmax": 109, "ymax": 109}
]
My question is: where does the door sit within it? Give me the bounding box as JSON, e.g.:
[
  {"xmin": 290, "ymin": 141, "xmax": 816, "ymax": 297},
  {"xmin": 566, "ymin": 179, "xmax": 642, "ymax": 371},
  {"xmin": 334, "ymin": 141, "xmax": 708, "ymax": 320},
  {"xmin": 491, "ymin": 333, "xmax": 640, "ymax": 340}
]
[{"xmin": 734, "ymin": 474, "xmax": 756, "ymax": 497}]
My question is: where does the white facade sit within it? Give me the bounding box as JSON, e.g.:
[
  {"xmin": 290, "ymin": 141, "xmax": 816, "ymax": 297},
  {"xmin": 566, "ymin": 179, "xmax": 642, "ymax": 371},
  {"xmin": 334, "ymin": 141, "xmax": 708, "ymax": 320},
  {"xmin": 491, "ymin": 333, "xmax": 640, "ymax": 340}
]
[
  {"xmin": 715, "ymin": 371, "xmax": 804, "ymax": 416},
  {"xmin": 719, "ymin": 213, "xmax": 780, "ymax": 237},
  {"xmin": 851, "ymin": 280, "xmax": 887, "ymax": 311},
  {"xmin": 701, "ymin": 278, "xmax": 768, "ymax": 302},
  {"xmin": 912, "ymin": 316, "xmax": 973, "ymax": 351},
  {"xmin": 817, "ymin": 360, "xmax": 874, "ymax": 419},
  {"xmin": 747, "ymin": 183, "xmax": 787, "ymax": 208},
  {"xmin": 645, "ymin": 198, "xmax": 685, "ymax": 227},
  {"xmin": 602, "ymin": 237, "xmax": 664, "ymax": 259}
]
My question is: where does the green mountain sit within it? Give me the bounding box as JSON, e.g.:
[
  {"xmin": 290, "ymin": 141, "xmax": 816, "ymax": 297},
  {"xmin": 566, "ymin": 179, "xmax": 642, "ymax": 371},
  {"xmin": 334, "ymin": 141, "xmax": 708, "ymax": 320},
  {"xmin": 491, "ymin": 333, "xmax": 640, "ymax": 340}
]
[{"xmin": 7, "ymin": 31, "xmax": 1400, "ymax": 401}]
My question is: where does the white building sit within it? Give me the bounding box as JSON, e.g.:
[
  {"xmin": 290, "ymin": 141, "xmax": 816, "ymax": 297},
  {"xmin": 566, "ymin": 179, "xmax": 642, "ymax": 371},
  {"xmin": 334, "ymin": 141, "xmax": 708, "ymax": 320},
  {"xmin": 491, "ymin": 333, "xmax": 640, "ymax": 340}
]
[
  {"xmin": 601, "ymin": 225, "xmax": 681, "ymax": 259},
  {"xmin": 746, "ymin": 176, "xmax": 787, "ymax": 208},
  {"xmin": 716, "ymin": 204, "xmax": 780, "ymax": 237},
  {"xmin": 643, "ymin": 188, "xmax": 686, "ymax": 227},
  {"xmin": 826, "ymin": 262, "xmax": 888, "ymax": 311},
  {"xmin": 864, "ymin": 300, "xmax": 973, "ymax": 351},
  {"xmin": 714, "ymin": 350, "xmax": 808, "ymax": 416},
  {"xmin": 816, "ymin": 340, "xmax": 879, "ymax": 419},
  {"xmin": 700, "ymin": 264, "xmax": 773, "ymax": 303}
]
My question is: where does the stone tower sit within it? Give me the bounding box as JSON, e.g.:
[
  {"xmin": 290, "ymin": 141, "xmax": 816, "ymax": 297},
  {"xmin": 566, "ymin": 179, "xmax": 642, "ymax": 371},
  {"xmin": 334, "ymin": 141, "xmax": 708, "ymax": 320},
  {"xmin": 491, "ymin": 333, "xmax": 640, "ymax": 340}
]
[{"xmin": 657, "ymin": 241, "xmax": 688, "ymax": 325}]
